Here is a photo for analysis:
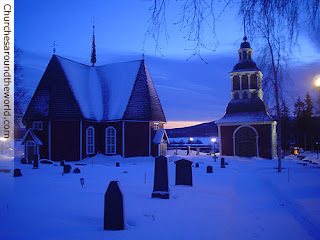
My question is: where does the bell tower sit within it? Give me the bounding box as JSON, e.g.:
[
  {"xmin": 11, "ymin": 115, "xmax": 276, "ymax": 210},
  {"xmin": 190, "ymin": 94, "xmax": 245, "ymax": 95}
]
[
  {"xmin": 230, "ymin": 37, "xmax": 263, "ymax": 101},
  {"xmin": 216, "ymin": 37, "xmax": 277, "ymax": 159}
]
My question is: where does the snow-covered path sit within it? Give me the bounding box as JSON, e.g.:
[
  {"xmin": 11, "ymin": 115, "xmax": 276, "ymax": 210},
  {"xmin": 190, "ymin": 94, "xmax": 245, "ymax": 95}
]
[{"xmin": 0, "ymin": 152, "xmax": 320, "ymax": 240}]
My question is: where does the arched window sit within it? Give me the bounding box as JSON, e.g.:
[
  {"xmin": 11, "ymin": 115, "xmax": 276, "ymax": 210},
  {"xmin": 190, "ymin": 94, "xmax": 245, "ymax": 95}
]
[
  {"xmin": 86, "ymin": 126, "xmax": 95, "ymax": 155},
  {"xmin": 234, "ymin": 92, "xmax": 239, "ymax": 100},
  {"xmin": 243, "ymin": 92, "xmax": 248, "ymax": 99},
  {"xmin": 233, "ymin": 76, "xmax": 240, "ymax": 90},
  {"xmin": 241, "ymin": 75, "xmax": 248, "ymax": 90},
  {"xmin": 248, "ymin": 52, "xmax": 252, "ymax": 60},
  {"xmin": 238, "ymin": 52, "xmax": 241, "ymax": 60},
  {"xmin": 250, "ymin": 75, "xmax": 258, "ymax": 89},
  {"xmin": 106, "ymin": 127, "xmax": 116, "ymax": 154}
]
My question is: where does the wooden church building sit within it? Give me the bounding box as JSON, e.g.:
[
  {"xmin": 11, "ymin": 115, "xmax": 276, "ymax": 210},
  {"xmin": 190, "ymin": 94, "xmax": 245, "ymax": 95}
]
[
  {"xmin": 22, "ymin": 30, "xmax": 168, "ymax": 161},
  {"xmin": 216, "ymin": 37, "xmax": 277, "ymax": 159}
]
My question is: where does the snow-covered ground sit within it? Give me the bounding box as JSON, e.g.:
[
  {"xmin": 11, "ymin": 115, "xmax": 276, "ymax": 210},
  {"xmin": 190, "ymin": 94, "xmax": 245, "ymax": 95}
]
[{"xmin": 1, "ymin": 150, "xmax": 320, "ymax": 240}]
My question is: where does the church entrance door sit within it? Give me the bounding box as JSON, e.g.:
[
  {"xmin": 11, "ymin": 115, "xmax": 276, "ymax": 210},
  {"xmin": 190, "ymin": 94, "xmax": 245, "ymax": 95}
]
[{"xmin": 234, "ymin": 126, "xmax": 258, "ymax": 157}]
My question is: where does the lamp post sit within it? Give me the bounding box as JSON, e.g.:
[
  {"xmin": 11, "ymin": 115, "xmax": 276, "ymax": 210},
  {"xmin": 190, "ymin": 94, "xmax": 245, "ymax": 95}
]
[
  {"xmin": 211, "ymin": 138, "xmax": 217, "ymax": 162},
  {"xmin": 0, "ymin": 137, "xmax": 7, "ymax": 155},
  {"xmin": 189, "ymin": 137, "xmax": 193, "ymax": 154}
]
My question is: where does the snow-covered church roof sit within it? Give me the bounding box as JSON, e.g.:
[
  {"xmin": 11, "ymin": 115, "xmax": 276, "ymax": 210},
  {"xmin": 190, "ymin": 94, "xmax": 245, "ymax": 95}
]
[
  {"xmin": 216, "ymin": 98, "xmax": 274, "ymax": 124},
  {"xmin": 23, "ymin": 55, "xmax": 166, "ymax": 122}
]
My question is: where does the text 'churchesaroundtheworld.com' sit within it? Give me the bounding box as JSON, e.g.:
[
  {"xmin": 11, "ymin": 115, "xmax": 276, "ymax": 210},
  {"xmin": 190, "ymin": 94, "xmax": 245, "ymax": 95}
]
[{"xmin": 0, "ymin": 0, "xmax": 14, "ymax": 161}]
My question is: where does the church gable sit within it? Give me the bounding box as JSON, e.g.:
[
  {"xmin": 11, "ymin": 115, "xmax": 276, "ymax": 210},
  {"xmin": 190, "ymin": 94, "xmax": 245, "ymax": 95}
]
[
  {"xmin": 23, "ymin": 55, "xmax": 82, "ymax": 121},
  {"xmin": 123, "ymin": 60, "xmax": 166, "ymax": 122}
]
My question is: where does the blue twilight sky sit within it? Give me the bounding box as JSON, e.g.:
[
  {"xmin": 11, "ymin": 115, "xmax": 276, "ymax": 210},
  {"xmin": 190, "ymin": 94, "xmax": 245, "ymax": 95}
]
[{"xmin": 15, "ymin": 0, "xmax": 320, "ymax": 128}]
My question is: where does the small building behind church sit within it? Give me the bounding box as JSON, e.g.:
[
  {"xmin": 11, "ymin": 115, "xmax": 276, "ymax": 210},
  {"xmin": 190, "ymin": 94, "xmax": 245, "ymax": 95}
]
[
  {"xmin": 21, "ymin": 30, "xmax": 168, "ymax": 161},
  {"xmin": 216, "ymin": 37, "xmax": 277, "ymax": 159}
]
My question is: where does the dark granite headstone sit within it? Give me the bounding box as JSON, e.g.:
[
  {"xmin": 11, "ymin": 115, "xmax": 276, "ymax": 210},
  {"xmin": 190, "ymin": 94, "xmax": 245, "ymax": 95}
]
[
  {"xmin": 116, "ymin": 162, "xmax": 120, "ymax": 167},
  {"xmin": 13, "ymin": 169, "xmax": 22, "ymax": 177},
  {"xmin": 33, "ymin": 155, "xmax": 39, "ymax": 169},
  {"xmin": 195, "ymin": 163, "xmax": 199, "ymax": 168},
  {"xmin": 174, "ymin": 159, "xmax": 193, "ymax": 186},
  {"xmin": 104, "ymin": 181, "xmax": 124, "ymax": 230},
  {"xmin": 63, "ymin": 164, "xmax": 72, "ymax": 173},
  {"xmin": 21, "ymin": 158, "xmax": 27, "ymax": 164},
  {"xmin": 152, "ymin": 156, "xmax": 169, "ymax": 199},
  {"xmin": 73, "ymin": 168, "xmax": 81, "ymax": 173},
  {"xmin": 60, "ymin": 160, "xmax": 65, "ymax": 166},
  {"xmin": 207, "ymin": 166, "xmax": 213, "ymax": 173},
  {"xmin": 221, "ymin": 158, "xmax": 225, "ymax": 168}
]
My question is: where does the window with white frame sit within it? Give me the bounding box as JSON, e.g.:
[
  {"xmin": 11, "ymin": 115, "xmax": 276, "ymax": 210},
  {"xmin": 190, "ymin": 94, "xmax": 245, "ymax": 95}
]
[
  {"xmin": 154, "ymin": 123, "xmax": 160, "ymax": 130},
  {"xmin": 86, "ymin": 126, "xmax": 95, "ymax": 155},
  {"xmin": 105, "ymin": 127, "xmax": 116, "ymax": 154},
  {"xmin": 33, "ymin": 121, "xmax": 43, "ymax": 130}
]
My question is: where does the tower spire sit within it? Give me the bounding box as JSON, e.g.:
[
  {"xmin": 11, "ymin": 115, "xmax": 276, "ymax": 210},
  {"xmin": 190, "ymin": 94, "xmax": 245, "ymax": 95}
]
[
  {"xmin": 91, "ymin": 23, "xmax": 97, "ymax": 67},
  {"xmin": 243, "ymin": 18, "xmax": 247, "ymax": 42}
]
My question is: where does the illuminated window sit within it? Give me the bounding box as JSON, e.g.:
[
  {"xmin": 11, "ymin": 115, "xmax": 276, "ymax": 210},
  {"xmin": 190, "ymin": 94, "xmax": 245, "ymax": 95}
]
[
  {"xmin": 33, "ymin": 121, "xmax": 43, "ymax": 131},
  {"xmin": 86, "ymin": 126, "xmax": 95, "ymax": 155},
  {"xmin": 106, "ymin": 127, "xmax": 116, "ymax": 154}
]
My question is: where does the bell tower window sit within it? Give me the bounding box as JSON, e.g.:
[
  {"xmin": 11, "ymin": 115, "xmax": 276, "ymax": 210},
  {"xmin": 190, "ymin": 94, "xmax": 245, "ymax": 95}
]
[
  {"xmin": 233, "ymin": 76, "xmax": 240, "ymax": 90},
  {"xmin": 250, "ymin": 75, "xmax": 258, "ymax": 89},
  {"xmin": 234, "ymin": 92, "xmax": 239, "ymax": 100},
  {"xmin": 241, "ymin": 75, "xmax": 248, "ymax": 90},
  {"xmin": 243, "ymin": 51, "xmax": 247, "ymax": 60}
]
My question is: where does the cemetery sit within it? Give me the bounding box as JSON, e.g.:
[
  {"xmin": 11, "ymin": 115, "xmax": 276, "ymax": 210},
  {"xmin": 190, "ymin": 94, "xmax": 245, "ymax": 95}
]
[{"xmin": 1, "ymin": 150, "xmax": 320, "ymax": 239}]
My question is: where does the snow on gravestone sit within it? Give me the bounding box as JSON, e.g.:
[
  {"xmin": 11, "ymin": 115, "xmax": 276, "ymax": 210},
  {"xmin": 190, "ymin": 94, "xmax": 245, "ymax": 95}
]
[
  {"xmin": 152, "ymin": 156, "xmax": 169, "ymax": 199},
  {"xmin": 174, "ymin": 159, "xmax": 193, "ymax": 186},
  {"xmin": 104, "ymin": 181, "xmax": 125, "ymax": 230}
]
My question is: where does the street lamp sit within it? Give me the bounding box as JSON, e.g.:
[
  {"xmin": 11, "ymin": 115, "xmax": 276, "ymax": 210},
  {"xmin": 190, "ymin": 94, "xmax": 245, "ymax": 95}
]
[
  {"xmin": 211, "ymin": 138, "xmax": 217, "ymax": 162},
  {"xmin": 314, "ymin": 74, "xmax": 320, "ymax": 88},
  {"xmin": 0, "ymin": 137, "xmax": 7, "ymax": 155}
]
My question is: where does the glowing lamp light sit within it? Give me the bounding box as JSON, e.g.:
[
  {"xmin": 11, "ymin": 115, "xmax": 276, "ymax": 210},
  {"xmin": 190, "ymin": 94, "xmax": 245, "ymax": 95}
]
[
  {"xmin": 190, "ymin": 137, "xmax": 194, "ymax": 142},
  {"xmin": 314, "ymin": 74, "xmax": 320, "ymax": 87},
  {"xmin": 211, "ymin": 138, "xmax": 217, "ymax": 143}
]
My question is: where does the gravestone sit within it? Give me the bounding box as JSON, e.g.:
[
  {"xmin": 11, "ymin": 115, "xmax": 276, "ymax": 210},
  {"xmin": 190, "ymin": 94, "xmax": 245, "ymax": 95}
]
[
  {"xmin": 221, "ymin": 157, "xmax": 225, "ymax": 168},
  {"xmin": 196, "ymin": 148, "xmax": 200, "ymax": 155},
  {"xmin": 187, "ymin": 146, "xmax": 190, "ymax": 155},
  {"xmin": 60, "ymin": 160, "xmax": 65, "ymax": 166},
  {"xmin": 21, "ymin": 158, "xmax": 27, "ymax": 164},
  {"xmin": 73, "ymin": 168, "xmax": 81, "ymax": 173},
  {"xmin": 152, "ymin": 156, "xmax": 169, "ymax": 199},
  {"xmin": 116, "ymin": 162, "xmax": 120, "ymax": 167},
  {"xmin": 195, "ymin": 163, "xmax": 199, "ymax": 168},
  {"xmin": 104, "ymin": 181, "xmax": 124, "ymax": 230},
  {"xmin": 63, "ymin": 164, "xmax": 72, "ymax": 173},
  {"xmin": 33, "ymin": 155, "xmax": 39, "ymax": 169},
  {"xmin": 207, "ymin": 165, "xmax": 213, "ymax": 173},
  {"xmin": 13, "ymin": 169, "xmax": 22, "ymax": 177},
  {"xmin": 174, "ymin": 159, "xmax": 193, "ymax": 186}
]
